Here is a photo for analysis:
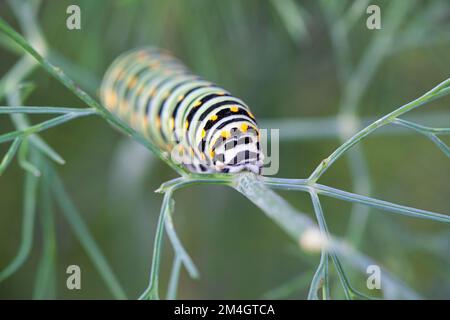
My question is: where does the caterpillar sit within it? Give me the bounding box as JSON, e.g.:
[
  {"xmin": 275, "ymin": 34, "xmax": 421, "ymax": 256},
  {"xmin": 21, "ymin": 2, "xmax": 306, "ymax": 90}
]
[{"xmin": 100, "ymin": 48, "xmax": 264, "ymax": 174}]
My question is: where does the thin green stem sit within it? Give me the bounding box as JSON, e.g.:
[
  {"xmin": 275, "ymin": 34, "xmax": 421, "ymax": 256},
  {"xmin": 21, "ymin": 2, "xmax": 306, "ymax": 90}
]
[
  {"xmin": 51, "ymin": 169, "xmax": 127, "ymax": 300},
  {"xmin": 33, "ymin": 162, "xmax": 57, "ymax": 299},
  {"xmin": 0, "ymin": 151, "xmax": 39, "ymax": 282},
  {"xmin": 235, "ymin": 173, "xmax": 420, "ymax": 299},
  {"xmin": 263, "ymin": 177, "xmax": 450, "ymax": 224},
  {"xmin": 18, "ymin": 138, "xmax": 41, "ymax": 176},
  {"xmin": 166, "ymin": 257, "xmax": 182, "ymax": 300},
  {"xmin": 309, "ymin": 191, "xmax": 346, "ymax": 300},
  {"xmin": 307, "ymin": 249, "xmax": 330, "ymax": 300},
  {"xmin": 0, "ymin": 106, "xmax": 97, "ymax": 115},
  {"xmin": 0, "ymin": 137, "xmax": 22, "ymax": 175},
  {"xmin": 139, "ymin": 190, "xmax": 173, "ymax": 300},
  {"xmin": 264, "ymin": 270, "xmax": 314, "ymax": 299},
  {"xmin": 165, "ymin": 207, "xmax": 199, "ymax": 279},
  {"xmin": 310, "ymin": 191, "xmax": 373, "ymax": 300},
  {"xmin": 393, "ymin": 118, "xmax": 450, "ymax": 157},
  {"xmin": 308, "ymin": 78, "xmax": 450, "ymax": 182},
  {"xmin": 259, "ymin": 111, "xmax": 450, "ymax": 141},
  {"xmin": 393, "ymin": 118, "xmax": 450, "ymax": 135},
  {"xmin": 0, "ymin": 111, "xmax": 95, "ymax": 144},
  {"xmin": 0, "ymin": 17, "xmax": 186, "ymax": 175}
]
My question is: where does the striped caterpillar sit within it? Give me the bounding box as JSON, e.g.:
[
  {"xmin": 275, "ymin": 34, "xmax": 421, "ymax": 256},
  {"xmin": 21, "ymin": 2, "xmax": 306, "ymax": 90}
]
[{"xmin": 100, "ymin": 48, "xmax": 263, "ymax": 174}]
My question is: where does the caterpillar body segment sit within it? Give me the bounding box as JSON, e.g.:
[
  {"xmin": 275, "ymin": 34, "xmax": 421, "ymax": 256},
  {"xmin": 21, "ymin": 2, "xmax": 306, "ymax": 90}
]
[{"xmin": 100, "ymin": 47, "xmax": 264, "ymax": 174}]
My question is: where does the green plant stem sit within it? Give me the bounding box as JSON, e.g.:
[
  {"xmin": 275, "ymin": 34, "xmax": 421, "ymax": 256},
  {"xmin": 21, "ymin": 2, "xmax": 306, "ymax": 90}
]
[
  {"xmin": 393, "ymin": 119, "xmax": 450, "ymax": 157},
  {"xmin": 307, "ymin": 248, "xmax": 330, "ymax": 300},
  {"xmin": 393, "ymin": 118, "xmax": 450, "ymax": 135},
  {"xmin": 166, "ymin": 256, "xmax": 182, "ymax": 300},
  {"xmin": 260, "ymin": 111, "xmax": 450, "ymax": 141},
  {"xmin": 163, "ymin": 174, "xmax": 420, "ymax": 298},
  {"xmin": 263, "ymin": 177, "xmax": 450, "ymax": 224},
  {"xmin": 165, "ymin": 206, "xmax": 199, "ymax": 279},
  {"xmin": 0, "ymin": 151, "xmax": 39, "ymax": 282},
  {"xmin": 310, "ymin": 191, "xmax": 359, "ymax": 300},
  {"xmin": 0, "ymin": 111, "xmax": 96, "ymax": 144},
  {"xmin": 0, "ymin": 137, "xmax": 22, "ymax": 175},
  {"xmin": 18, "ymin": 137, "xmax": 41, "ymax": 176},
  {"xmin": 3, "ymin": 58, "xmax": 66, "ymax": 164},
  {"xmin": 0, "ymin": 106, "xmax": 97, "ymax": 114},
  {"xmin": 33, "ymin": 162, "xmax": 57, "ymax": 299},
  {"xmin": 233, "ymin": 173, "xmax": 420, "ymax": 299},
  {"xmin": 264, "ymin": 270, "xmax": 314, "ymax": 299},
  {"xmin": 139, "ymin": 190, "xmax": 173, "ymax": 300},
  {"xmin": 308, "ymin": 78, "xmax": 450, "ymax": 182},
  {"xmin": 51, "ymin": 169, "xmax": 127, "ymax": 300},
  {"xmin": 0, "ymin": 17, "xmax": 186, "ymax": 176},
  {"xmin": 308, "ymin": 191, "xmax": 333, "ymax": 300}
]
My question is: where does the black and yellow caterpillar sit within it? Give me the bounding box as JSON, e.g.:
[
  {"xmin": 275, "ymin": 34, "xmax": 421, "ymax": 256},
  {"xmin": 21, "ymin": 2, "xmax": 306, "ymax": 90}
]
[{"xmin": 100, "ymin": 48, "xmax": 263, "ymax": 174}]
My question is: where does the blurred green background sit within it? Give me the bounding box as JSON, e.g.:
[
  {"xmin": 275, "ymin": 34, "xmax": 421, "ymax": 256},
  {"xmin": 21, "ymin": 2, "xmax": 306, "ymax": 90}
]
[{"xmin": 0, "ymin": 0, "xmax": 449, "ymax": 299}]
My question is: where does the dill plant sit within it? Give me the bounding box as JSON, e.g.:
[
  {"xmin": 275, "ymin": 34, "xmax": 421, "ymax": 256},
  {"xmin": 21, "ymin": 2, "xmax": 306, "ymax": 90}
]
[{"xmin": 0, "ymin": 0, "xmax": 449, "ymax": 300}]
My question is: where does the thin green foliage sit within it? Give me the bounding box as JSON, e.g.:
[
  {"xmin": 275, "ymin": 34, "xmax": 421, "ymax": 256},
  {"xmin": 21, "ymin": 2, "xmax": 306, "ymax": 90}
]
[
  {"xmin": 0, "ymin": 1, "xmax": 448, "ymax": 301},
  {"xmin": 139, "ymin": 190, "xmax": 173, "ymax": 300},
  {"xmin": 0, "ymin": 150, "xmax": 39, "ymax": 282},
  {"xmin": 33, "ymin": 162, "xmax": 57, "ymax": 299},
  {"xmin": 0, "ymin": 16, "xmax": 186, "ymax": 176},
  {"xmin": 50, "ymin": 170, "xmax": 127, "ymax": 299},
  {"xmin": 165, "ymin": 207, "xmax": 199, "ymax": 279},
  {"xmin": 0, "ymin": 137, "xmax": 22, "ymax": 175},
  {"xmin": 264, "ymin": 271, "xmax": 314, "ymax": 299},
  {"xmin": 166, "ymin": 257, "xmax": 182, "ymax": 300},
  {"xmin": 0, "ymin": 111, "xmax": 96, "ymax": 144},
  {"xmin": 0, "ymin": 3, "xmax": 130, "ymax": 300},
  {"xmin": 18, "ymin": 138, "xmax": 41, "ymax": 176}
]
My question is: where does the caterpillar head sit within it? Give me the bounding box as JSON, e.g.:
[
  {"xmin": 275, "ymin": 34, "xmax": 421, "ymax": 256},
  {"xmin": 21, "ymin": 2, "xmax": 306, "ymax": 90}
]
[{"xmin": 211, "ymin": 126, "xmax": 264, "ymax": 175}]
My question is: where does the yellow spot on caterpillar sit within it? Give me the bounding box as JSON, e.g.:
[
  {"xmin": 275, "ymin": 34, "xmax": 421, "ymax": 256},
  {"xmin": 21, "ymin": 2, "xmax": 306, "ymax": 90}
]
[
  {"xmin": 241, "ymin": 123, "xmax": 248, "ymax": 132},
  {"xmin": 105, "ymin": 91, "xmax": 117, "ymax": 108},
  {"xmin": 209, "ymin": 150, "xmax": 215, "ymax": 158},
  {"xmin": 218, "ymin": 92, "xmax": 226, "ymax": 96},
  {"xmin": 162, "ymin": 91, "xmax": 170, "ymax": 99},
  {"xmin": 128, "ymin": 77, "xmax": 138, "ymax": 89},
  {"xmin": 200, "ymin": 153, "xmax": 206, "ymax": 161},
  {"xmin": 119, "ymin": 100, "xmax": 129, "ymax": 113},
  {"xmin": 170, "ymin": 118, "xmax": 175, "ymax": 130},
  {"xmin": 156, "ymin": 117, "xmax": 161, "ymax": 128},
  {"xmin": 143, "ymin": 117, "xmax": 149, "ymax": 129},
  {"xmin": 193, "ymin": 100, "xmax": 202, "ymax": 107},
  {"xmin": 201, "ymin": 129, "xmax": 206, "ymax": 138},
  {"xmin": 149, "ymin": 61, "xmax": 161, "ymax": 68},
  {"xmin": 178, "ymin": 95, "xmax": 184, "ymax": 102},
  {"xmin": 131, "ymin": 113, "xmax": 137, "ymax": 127},
  {"xmin": 221, "ymin": 130, "xmax": 230, "ymax": 139},
  {"xmin": 248, "ymin": 111, "xmax": 255, "ymax": 119},
  {"xmin": 210, "ymin": 114, "xmax": 218, "ymax": 121},
  {"xmin": 117, "ymin": 69, "xmax": 125, "ymax": 80},
  {"xmin": 137, "ymin": 51, "xmax": 148, "ymax": 57},
  {"xmin": 230, "ymin": 106, "xmax": 239, "ymax": 112},
  {"xmin": 185, "ymin": 121, "xmax": 189, "ymax": 130},
  {"xmin": 111, "ymin": 68, "xmax": 121, "ymax": 79},
  {"xmin": 189, "ymin": 148, "xmax": 194, "ymax": 156}
]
